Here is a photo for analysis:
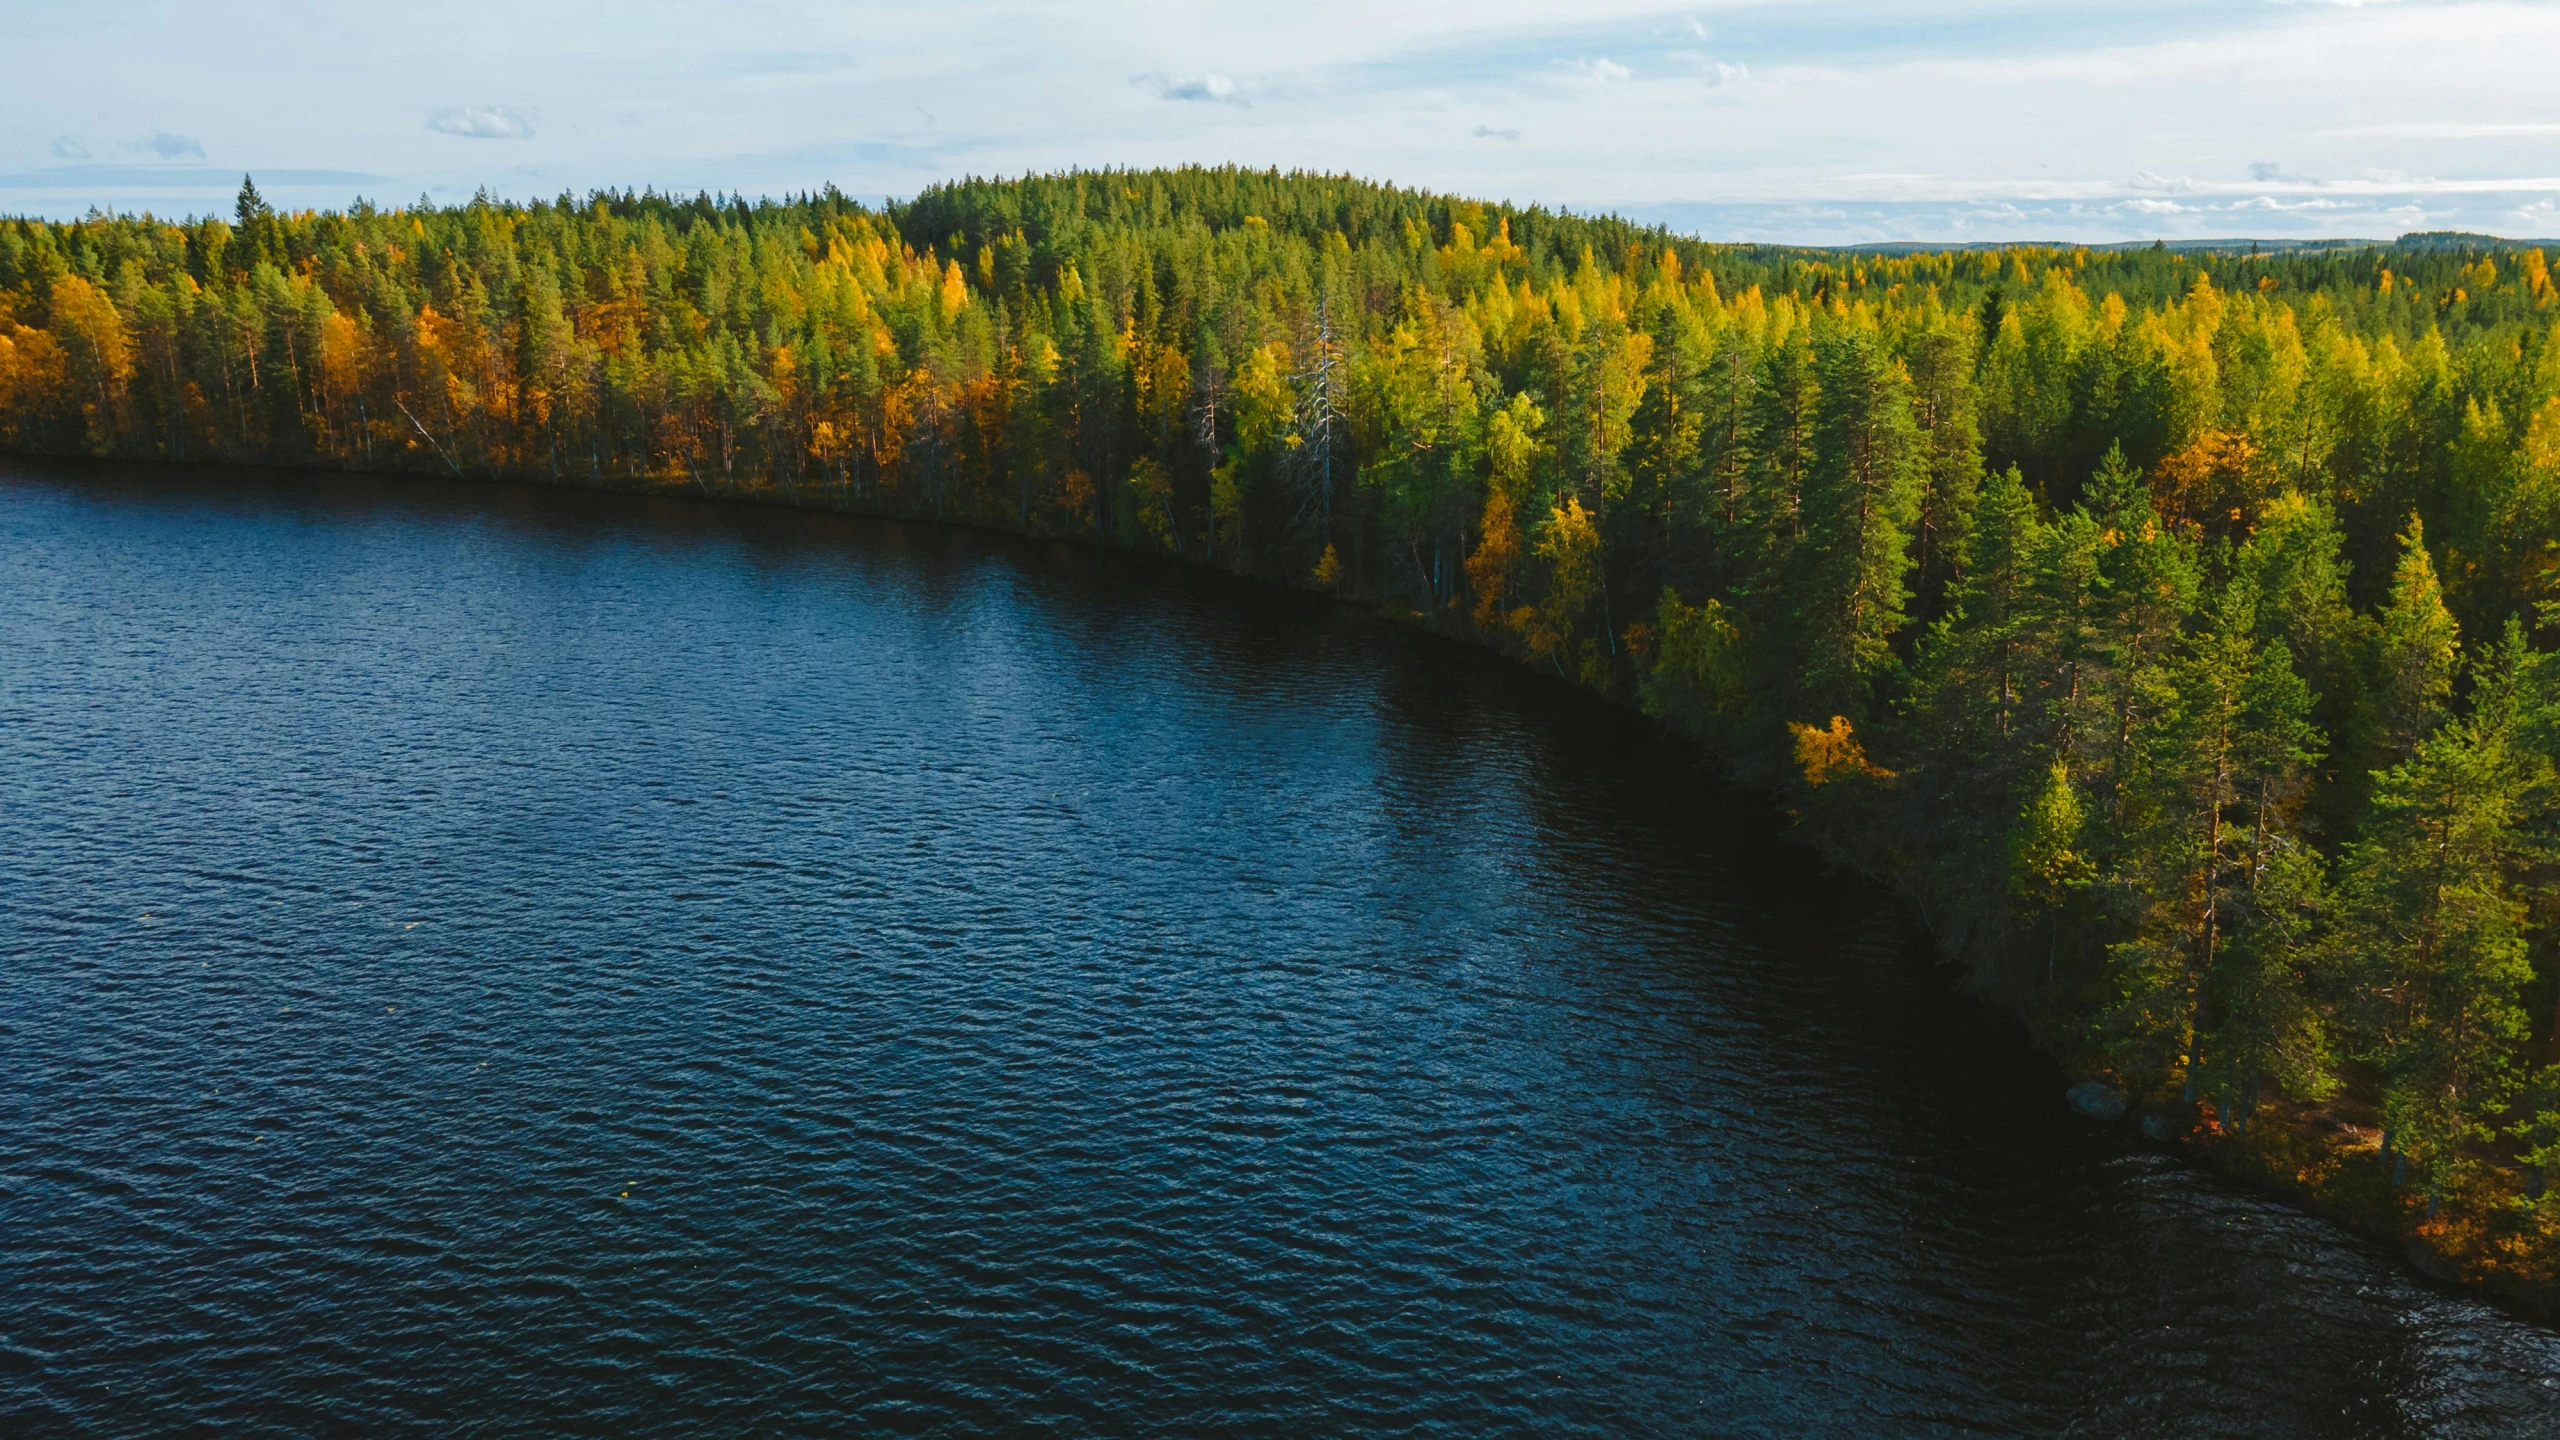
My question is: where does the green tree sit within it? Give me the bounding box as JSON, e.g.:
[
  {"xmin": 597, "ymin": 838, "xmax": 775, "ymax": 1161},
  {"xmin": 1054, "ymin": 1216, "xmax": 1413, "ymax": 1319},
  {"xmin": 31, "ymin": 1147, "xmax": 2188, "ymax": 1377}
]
[
  {"xmin": 1779, "ymin": 326, "xmax": 1923, "ymax": 718},
  {"xmin": 2341, "ymin": 687, "xmax": 2531, "ymax": 1207}
]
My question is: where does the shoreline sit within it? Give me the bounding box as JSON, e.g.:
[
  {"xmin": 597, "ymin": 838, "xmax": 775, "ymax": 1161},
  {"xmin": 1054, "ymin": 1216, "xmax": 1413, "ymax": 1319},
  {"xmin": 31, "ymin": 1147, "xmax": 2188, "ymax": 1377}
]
[{"xmin": 15, "ymin": 445, "xmax": 2553, "ymax": 1333}]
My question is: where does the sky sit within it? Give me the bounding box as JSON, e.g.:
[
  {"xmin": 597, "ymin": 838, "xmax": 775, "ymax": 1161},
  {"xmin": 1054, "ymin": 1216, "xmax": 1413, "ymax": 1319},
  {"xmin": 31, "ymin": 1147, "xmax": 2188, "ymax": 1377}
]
[{"xmin": 5, "ymin": 0, "xmax": 2559, "ymax": 245}]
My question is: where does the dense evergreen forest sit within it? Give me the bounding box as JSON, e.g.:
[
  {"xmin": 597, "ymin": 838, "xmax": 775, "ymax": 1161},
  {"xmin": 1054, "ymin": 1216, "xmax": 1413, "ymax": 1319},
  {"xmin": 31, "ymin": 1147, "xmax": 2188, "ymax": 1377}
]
[{"xmin": 8, "ymin": 167, "xmax": 2560, "ymax": 1289}]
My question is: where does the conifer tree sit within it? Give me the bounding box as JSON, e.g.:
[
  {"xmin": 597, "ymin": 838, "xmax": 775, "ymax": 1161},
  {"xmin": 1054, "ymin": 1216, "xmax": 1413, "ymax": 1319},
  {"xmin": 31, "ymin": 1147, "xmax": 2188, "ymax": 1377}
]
[
  {"xmin": 233, "ymin": 175, "xmax": 282, "ymax": 275},
  {"xmin": 1780, "ymin": 327, "xmax": 1923, "ymax": 719},
  {"xmin": 2200, "ymin": 637, "xmax": 2329, "ymax": 1121},
  {"xmin": 2340, "ymin": 693, "xmax": 2531, "ymax": 1207},
  {"xmin": 2084, "ymin": 442, "xmax": 2201, "ymax": 817},
  {"xmin": 1902, "ymin": 318, "xmax": 1985, "ymax": 623},
  {"xmin": 2366, "ymin": 516, "xmax": 2462, "ymax": 762}
]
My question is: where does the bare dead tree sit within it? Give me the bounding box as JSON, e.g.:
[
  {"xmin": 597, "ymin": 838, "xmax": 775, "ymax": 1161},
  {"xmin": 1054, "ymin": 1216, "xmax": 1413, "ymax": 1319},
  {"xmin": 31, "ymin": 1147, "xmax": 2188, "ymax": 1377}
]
[{"xmin": 1290, "ymin": 292, "xmax": 1346, "ymax": 549}]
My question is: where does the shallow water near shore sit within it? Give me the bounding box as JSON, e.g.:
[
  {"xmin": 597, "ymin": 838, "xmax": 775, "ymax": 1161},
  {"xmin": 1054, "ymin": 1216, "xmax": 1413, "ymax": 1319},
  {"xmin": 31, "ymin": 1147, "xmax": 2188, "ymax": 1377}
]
[{"xmin": 4, "ymin": 458, "xmax": 2559, "ymax": 1438}]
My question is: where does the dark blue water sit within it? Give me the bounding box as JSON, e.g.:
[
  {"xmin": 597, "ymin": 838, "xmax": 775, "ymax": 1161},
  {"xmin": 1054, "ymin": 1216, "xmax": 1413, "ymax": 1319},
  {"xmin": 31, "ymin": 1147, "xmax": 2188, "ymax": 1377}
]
[{"xmin": 4, "ymin": 461, "xmax": 2558, "ymax": 1438}]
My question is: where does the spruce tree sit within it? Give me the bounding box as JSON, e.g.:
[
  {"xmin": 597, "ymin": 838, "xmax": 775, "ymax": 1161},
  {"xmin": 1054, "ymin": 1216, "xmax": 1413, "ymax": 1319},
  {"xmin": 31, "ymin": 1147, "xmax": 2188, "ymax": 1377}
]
[
  {"xmin": 2340, "ymin": 680, "xmax": 2531, "ymax": 1207},
  {"xmin": 1780, "ymin": 326, "xmax": 1923, "ymax": 720}
]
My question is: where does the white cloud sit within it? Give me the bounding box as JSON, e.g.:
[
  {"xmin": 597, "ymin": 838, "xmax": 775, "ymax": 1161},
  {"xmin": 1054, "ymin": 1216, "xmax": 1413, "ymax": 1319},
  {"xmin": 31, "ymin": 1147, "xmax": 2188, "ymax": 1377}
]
[
  {"xmin": 1574, "ymin": 57, "xmax": 1633, "ymax": 82},
  {"xmin": 425, "ymin": 105, "xmax": 536, "ymax": 140},
  {"xmin": 2131, "ymin": 170, "xmax": 2198, "ymax": 193},
  {"xmin": 1136, "ymin": 72, "xmax": 1246, "ymax": 106},
  {"xmin": 1666, "ymin": 49, "xmax": 1749, "ymax": 87},
  {"xmin": 50, "ymin": 137, "xmax": 88, "ymax": 159}
]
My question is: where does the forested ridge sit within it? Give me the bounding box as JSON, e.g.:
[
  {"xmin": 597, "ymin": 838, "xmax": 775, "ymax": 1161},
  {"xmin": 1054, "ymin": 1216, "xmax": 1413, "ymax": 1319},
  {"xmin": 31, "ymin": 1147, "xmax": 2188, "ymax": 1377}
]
[{"xmin": 9, "ymin": 168, "xmax": 2560, "ymax": 1293}]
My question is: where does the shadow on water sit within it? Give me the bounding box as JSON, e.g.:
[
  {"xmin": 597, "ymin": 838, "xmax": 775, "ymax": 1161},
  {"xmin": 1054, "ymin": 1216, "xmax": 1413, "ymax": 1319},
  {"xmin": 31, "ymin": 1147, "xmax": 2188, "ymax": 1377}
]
[{"xmin": 4, "ymin": 456, "xmax": 2560, "ymax": 1438}]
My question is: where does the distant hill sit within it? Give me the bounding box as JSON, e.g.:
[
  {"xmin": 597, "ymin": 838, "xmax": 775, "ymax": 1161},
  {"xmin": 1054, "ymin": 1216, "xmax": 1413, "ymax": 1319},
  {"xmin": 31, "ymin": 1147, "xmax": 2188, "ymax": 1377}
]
[{"xmin": 1847, "ymin": 234, "xmax": 2556, "ymax": 257}]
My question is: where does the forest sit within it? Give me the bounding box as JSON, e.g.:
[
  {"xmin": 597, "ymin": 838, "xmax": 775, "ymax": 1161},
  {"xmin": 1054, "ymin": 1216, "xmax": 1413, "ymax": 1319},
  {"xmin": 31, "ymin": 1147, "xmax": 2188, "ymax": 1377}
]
[{"xmin": 6, "ymin": 167, "xmax": 2560, "ymax": 1290}]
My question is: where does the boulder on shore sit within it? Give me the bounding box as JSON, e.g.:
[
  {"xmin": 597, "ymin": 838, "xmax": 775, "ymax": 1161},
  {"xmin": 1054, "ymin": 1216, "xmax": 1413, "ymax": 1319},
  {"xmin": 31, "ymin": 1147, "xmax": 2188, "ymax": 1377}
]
[{"xmin": 2067, "ymin": 1081, "xmax": 2129, "ymax": 1121}]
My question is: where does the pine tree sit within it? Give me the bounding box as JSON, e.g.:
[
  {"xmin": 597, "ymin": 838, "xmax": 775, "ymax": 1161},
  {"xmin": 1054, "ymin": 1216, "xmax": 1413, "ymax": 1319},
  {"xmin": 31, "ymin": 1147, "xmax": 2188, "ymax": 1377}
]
[
  {"xmin": 233, "ymin": 175, "xmax": 284, "ymax": 276},
  {"xmin": 2200, "ymin": 637, "xmax": 2330, "ymax": 1122},
  {"xmin": 2340, "ymin": 681, "xmax": 2531, "ymax": 1207},
  {"xmin": 2367, "ymin": 515, "xmax": 2462, "ymax": 761},
  {"xmin": 2084, "ymin": 441, "xmax": 2201, "ymax": 820},
  {"xmin": 1779, "ymin": 326, "xmax": 1923, "ymax": 719},
  {"xmin": 2103, "ymin": 578, "xmax": 2257, "ymax": 1089},
  {"xmin": 1902, "ymin": 316, "xmax": 1985, "ymax": 623}
]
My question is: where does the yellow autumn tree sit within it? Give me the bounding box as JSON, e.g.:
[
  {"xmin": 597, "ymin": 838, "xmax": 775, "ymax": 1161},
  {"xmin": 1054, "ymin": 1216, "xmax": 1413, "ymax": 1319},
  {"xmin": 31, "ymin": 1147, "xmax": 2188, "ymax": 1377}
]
[
  {"xmin": 0, "ymin": 322, "xmax": 70, "ymax": 444},
  {"xmin": 2150, "ymin": 428, "xmax": 2264, "ymax": 536},
  {"xmin": 1788, "ymin": 715, "xmax": 1890, "ymax": 786},
  {"xmin": 1522, "ymin": 494, "xmax": 1601, "ymax": 674},
  {"xmin": 48, "ymin": 275, "xmax": 133, "ymax": 450},
  {"xmin": 1467, "ymin": 392, "xmax": 1544, "ymax": 630}
]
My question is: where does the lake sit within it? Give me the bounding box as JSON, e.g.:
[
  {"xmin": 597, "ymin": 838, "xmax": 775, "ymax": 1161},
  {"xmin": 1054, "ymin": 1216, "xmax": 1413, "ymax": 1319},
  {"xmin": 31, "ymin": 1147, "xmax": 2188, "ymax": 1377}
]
[{"xmin": 5, "ymin": 460, "xmax": 2558, "ymax": 1437}]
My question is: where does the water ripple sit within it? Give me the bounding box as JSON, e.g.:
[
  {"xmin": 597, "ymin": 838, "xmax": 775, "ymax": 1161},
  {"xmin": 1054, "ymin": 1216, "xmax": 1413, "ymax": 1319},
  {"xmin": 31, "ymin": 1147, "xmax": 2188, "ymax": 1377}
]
[{"xmin": 5, "ymin": 461, "xmax": 2559, "ymax": 1437}]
